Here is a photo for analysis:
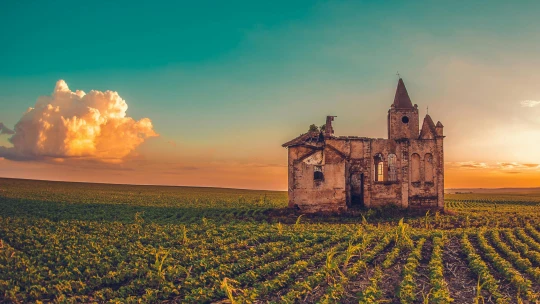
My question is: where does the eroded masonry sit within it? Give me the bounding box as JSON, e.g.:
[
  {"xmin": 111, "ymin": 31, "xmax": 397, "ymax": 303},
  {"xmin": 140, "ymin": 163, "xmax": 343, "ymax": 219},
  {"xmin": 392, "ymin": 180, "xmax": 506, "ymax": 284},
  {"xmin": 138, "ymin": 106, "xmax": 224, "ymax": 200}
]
[{"xmin": 282, "ymin": 78, "xmax": 445, "ymax": 213}]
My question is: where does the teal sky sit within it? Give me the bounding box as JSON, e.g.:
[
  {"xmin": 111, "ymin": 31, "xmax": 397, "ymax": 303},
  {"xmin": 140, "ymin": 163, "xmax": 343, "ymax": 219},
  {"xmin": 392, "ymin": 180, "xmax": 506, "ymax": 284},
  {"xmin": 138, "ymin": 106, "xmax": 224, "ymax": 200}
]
[{"xmin": 1, "ymin": 1, "xmax": 540, "ymax": 189}]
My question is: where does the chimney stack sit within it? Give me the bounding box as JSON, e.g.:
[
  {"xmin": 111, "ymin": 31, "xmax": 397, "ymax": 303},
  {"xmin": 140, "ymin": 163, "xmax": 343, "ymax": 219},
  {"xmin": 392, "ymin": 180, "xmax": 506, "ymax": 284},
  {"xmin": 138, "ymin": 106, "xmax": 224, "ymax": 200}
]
[{"xmin": 325, "ymin": 116, "xmax": 336, "ymax": 137}]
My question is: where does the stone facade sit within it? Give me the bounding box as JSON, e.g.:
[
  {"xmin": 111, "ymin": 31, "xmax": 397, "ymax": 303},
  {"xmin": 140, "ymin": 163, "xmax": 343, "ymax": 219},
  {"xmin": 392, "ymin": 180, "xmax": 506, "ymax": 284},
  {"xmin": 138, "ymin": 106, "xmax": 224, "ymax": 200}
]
[{"xmin": 282, "ymin": 78, "xmax": 445, "ymax": 213}]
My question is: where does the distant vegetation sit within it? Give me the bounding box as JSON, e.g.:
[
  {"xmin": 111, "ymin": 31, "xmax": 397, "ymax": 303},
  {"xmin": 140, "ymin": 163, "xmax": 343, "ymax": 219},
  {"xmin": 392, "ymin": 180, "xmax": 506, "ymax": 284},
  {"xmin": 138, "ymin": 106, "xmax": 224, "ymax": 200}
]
[
  {"xmin": 308, "ymin": 123, "xmax": 326, "ymax": 132},
  {"xmin": 1, "ymin": 178, "xmax": 540, "ymax": 302}
]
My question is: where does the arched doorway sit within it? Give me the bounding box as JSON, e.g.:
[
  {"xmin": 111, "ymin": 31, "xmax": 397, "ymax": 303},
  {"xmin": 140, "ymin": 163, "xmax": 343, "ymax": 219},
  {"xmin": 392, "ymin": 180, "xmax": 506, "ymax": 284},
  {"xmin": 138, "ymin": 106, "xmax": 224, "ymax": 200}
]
[{"xmin": 350, "ymin": 172, "xmax": 364, "ymax": 207}]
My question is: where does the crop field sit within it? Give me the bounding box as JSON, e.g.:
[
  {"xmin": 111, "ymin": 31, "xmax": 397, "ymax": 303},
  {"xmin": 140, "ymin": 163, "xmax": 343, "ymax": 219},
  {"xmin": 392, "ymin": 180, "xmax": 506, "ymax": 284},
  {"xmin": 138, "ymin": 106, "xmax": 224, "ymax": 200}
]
[{"xmin": 1, "ymin": 178, "xmax": 540, "ymax": 303}]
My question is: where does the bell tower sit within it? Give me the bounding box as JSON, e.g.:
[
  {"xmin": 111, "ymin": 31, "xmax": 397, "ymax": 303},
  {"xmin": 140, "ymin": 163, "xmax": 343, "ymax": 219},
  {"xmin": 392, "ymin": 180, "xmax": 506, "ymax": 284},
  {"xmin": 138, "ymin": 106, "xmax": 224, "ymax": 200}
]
[{"xmin": 388, "ymin": 78, "xmax": 419, "ymax": 140}]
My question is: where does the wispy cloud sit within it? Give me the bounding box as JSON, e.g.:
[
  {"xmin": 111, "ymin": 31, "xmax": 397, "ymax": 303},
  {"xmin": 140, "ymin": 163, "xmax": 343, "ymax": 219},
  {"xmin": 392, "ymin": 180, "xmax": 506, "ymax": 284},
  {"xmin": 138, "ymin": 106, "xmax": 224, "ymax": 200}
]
[
  {"xmin": 447, "ymin": 161, "xmax": 539, "ymax": 171},
  {"xmin": 521, "ymin": 100, "xmax": 540, "ymax": 107},
  {"xmin": 450, "ymin": 161, "xmax": 488, "ymax": 169},
  {"xmin": 497, "ymin": 162, "xmax": 539, "ymax": 170}
]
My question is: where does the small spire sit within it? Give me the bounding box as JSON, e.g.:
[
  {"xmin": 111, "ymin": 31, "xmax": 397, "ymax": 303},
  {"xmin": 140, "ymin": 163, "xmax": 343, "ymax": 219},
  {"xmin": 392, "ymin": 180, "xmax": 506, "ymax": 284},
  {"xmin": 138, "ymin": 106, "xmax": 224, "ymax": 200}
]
[
  {"xmin": 435, "ymin": 121, "xmax": 444, "ymax": 136},
  {"xmin": 419, "ymin": 114, "xmax": 437, "ymax": 139}
]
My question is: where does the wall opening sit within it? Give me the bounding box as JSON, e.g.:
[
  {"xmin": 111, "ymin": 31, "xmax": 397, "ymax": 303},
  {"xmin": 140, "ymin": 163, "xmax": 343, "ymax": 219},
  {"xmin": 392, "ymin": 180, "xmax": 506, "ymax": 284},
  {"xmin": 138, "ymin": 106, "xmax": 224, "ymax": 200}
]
[
  {"xmin": 351, "ymin": 173, "xmax": 364, "ymax": 206},
  {"xmin": 314, "ymin": 165, "xmax": 324, "ymax": 181},
  {"xmin": 388, "ymin": 154, "xmax": 397, "ymax": 181},
  {"xmin": 402, "ymin": 116, "xmax": 409, "ymax": 123}
]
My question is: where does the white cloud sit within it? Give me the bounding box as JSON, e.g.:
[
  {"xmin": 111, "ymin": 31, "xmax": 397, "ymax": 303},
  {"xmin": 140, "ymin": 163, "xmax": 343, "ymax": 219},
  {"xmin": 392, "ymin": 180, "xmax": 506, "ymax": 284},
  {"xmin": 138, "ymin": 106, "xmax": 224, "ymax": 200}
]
[
  {"xmin": 521, "ymin": 100, "xmax": 540, "ymax": 107},
  {"xmin": 0, "ymin": 80, "xmax": 158, "ymax": 162}
]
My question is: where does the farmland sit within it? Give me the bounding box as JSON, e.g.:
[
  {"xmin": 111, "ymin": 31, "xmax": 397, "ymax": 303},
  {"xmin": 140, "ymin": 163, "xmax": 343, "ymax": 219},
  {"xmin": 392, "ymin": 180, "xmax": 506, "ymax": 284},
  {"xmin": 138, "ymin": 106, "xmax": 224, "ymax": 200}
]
[{"xmin": 1, "ymin": 178, "xmax": 540, "ymax": 303}]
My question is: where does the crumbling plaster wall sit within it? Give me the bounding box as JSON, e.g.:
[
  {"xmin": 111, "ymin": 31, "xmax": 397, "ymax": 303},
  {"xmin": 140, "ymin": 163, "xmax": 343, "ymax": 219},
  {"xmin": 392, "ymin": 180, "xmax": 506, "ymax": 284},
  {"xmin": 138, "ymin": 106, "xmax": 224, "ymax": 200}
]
[
  {"xmin": 289, "ymin": 146, "xmax": 347, "ymax": 212},
  {"xmin": 288, "ymin": 146, "xmax": 321, "ymax": 208},
  {"xmin": 408, "ymin": 139, "xmax": 440, "ymax": 208}
]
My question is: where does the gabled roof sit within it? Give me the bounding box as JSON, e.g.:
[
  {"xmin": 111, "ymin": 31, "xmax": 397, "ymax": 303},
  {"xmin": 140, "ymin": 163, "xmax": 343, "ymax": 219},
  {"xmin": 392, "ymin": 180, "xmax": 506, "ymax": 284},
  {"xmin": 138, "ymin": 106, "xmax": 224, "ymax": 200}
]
[
  {"xmin": 419, "ymin": 114, "xmax": 437, "ymax": 139},
  {"xmin": 282, "ymin": 131, "xmax": 322, "ymax": 147},
  {"xmin": 393, "ymin": 78, "xmax": 414, "ymax": 109}
]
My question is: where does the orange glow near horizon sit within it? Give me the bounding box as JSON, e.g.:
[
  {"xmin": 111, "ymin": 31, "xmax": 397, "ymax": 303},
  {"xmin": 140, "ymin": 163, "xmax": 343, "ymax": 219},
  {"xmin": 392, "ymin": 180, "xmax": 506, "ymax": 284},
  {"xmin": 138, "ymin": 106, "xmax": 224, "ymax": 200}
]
[
  {"xmin": 1, "ymin": 157, "xmax": 539, "ymax": 191},
  {"xmin": 445, "ymin": 167, "xmax": 540, "ymax": 189}
]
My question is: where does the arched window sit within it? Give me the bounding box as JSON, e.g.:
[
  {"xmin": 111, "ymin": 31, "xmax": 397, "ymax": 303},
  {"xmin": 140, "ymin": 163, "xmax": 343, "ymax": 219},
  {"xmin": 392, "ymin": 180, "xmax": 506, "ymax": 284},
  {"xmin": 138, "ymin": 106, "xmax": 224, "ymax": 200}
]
[
  {"xmin": 388, "ymin": 154, "xmax": 397, "ymax": 181},
  {"xmin": 374, "ymin": 153, "xmax": 384, "ymax": 182},
  {"xmin": 425, "ymin": 153, "xmax": 434, "ymax": 182},
  {"xmin": 411, "ymin": 153, "xmax": 420, "ymax": 182}
]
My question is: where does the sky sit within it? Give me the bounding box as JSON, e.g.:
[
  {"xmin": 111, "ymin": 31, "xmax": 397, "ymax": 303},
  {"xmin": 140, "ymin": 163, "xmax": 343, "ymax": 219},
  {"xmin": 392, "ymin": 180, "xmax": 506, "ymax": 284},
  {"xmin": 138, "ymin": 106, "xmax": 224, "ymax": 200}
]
[{"xmin": 1, "ymin": 0, "xmax": 540, "ymax": 190}]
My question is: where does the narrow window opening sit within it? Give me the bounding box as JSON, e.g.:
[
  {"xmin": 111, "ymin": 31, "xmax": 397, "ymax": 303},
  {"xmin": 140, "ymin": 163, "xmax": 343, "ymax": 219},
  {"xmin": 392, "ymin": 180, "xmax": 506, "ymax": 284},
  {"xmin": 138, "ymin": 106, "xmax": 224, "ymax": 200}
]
[
  {"xmin": 374, "ymin": 154, "xmax": 385, "ymax": 182},
  {"xmin": 388, "ymin": 154, "xmax": 397, "ymax": 181},
  {"xmin": 314, "ymin": 165, "xmax": 324, "ymax": 181}
]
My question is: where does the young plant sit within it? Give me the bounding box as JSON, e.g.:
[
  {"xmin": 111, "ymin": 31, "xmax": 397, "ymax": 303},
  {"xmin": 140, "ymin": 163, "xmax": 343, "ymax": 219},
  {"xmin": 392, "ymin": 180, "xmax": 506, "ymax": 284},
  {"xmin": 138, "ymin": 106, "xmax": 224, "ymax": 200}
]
[
  {"xmin": 220, "ymin": 278, "xmax": 243, "ymax": 304},
  {"xmin": 342, "ymin": 241, "xmax": 362, "ymax": 270},
  {"xmin": 324, "ymin": 248, "xmax": 345, "ymax": 284},
  {"xmin": 275, "ymin": 222, "xmax": 283, "ymax": 235},
  {"xmin": 294, "ymin": 214, "xmax": 304, "ymax": 227}
]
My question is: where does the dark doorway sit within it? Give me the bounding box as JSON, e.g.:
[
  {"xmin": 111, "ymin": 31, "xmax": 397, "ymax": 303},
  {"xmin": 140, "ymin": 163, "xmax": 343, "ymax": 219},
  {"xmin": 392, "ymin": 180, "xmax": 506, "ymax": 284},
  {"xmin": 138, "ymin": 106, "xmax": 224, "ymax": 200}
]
[{"xmin": 351, "ymin": 173, "xmax": 364, "ymax": 207}]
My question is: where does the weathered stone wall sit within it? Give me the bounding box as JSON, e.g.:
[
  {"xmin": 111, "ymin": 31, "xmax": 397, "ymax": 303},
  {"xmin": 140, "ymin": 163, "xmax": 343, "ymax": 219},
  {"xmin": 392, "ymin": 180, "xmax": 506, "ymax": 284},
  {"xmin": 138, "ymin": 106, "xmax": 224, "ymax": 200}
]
[
  {"xmin": 436, "ymin": 137, "xmax": 445, "ymax": 209},
  {"xmin": 367, "ymin": 139, "xmax": 403, "ymax": 207},
  {"xmin": 388, "ymin": 108, "xmax": 419, "ymax": 140},
  {"xmin": 288, "ymin": 146, "xmax": 322, "ymax": 208},
  {"xmin": 286, "ymin": 133, "xmax": 444, "ymax": 212},
  {"xmin": 291, "ymin": 162, "xmax": 347, "ymax": 212},
  {"xmin": 408, "ymin": 139, "xmax": 440, "ymax": 208},
  {"xmin": 288, "ymin": 144, "xmax": 348, "ymax": 212}
]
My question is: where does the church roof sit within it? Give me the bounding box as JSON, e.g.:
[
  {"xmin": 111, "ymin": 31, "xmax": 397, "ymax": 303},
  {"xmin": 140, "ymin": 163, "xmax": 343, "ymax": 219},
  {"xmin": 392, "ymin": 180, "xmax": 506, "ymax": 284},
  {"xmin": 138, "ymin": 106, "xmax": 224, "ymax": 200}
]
[
  {"xmin": 282, "ymin": 131, "xmax": 321, "ymax": 147},
  {"xmin": 393, "ymin": 78, "xmax": 414, "ymax": 109}
]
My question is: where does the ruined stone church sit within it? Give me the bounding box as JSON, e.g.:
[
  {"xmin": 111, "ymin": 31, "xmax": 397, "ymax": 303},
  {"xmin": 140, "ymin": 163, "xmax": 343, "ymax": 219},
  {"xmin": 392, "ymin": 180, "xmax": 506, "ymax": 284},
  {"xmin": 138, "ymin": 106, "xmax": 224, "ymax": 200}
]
[{"xmin": 282, "ymin": 78, "xmax": 445, "ymax": 212}]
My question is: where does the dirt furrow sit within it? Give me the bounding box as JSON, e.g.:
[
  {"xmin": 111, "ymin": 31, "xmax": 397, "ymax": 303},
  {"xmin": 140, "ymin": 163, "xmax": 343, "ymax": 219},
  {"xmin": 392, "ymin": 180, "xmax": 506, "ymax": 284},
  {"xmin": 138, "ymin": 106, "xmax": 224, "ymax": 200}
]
[
  {"xmin": 443, "ymin": 235, "xmax": 487, "ymax": 303},
  {"xmin": 414, "ymin": 237, "xmax": 433, "ymax": 301}
]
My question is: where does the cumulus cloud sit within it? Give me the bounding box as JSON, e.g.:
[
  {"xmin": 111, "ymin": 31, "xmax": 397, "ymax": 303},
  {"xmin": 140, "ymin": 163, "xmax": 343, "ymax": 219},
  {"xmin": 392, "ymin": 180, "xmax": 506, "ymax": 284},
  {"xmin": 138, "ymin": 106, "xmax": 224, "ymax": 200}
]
[
  {"xmin": 0, "ymin": 123, "xmax": 14, "ymax": 135},
  {"xmin": 0, "ymin": 80, "xmax": 158, "ymax": 162},
  {"xmin": 521, "ymin": 100, "xmax": 540, "ymax": 107}
]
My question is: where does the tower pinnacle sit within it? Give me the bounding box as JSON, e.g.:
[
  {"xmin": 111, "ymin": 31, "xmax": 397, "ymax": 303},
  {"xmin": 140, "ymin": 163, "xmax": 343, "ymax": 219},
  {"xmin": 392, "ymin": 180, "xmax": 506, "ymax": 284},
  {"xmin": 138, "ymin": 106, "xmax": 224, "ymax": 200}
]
[{"xmin": 393, "ymin": 78, "xmax": 414, "ymax": 109}]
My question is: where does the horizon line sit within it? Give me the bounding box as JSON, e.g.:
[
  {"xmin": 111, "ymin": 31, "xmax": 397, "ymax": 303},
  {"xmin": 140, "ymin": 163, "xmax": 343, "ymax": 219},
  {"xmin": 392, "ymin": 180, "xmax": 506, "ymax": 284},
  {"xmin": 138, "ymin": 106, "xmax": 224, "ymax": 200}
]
[{"xmin": 1, "ymin": 177, "xmax": 539, "ymax": 192}]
